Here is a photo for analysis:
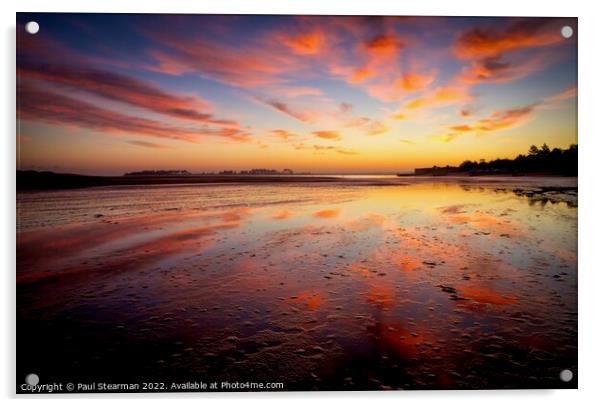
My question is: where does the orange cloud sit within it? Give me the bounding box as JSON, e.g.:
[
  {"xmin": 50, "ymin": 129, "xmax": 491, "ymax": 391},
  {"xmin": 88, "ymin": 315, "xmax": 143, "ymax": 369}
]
[
  {"xmin": 450, "ymin": 124, "xmax": 473, "ymax": 132},
  {"xmin": 363, "ymin": 34, "xmax": 405, "ymax": 57},
  {"xmin": 270, "ymin": 129, "xmax": 298, "ymax": 140},
  {"xmin": 335, "ymin": 148, "xmax": 359, "ymax": 156},
  {"xmin": 326, "ymin": 30, "xmax": 430, "ymax": 102},
  {"xmin": 349, "ymin": 67, "xmax": 375, "ymax": 84},
  {"xmin": 452, "ymin": 104, "xmax": 536, "ymax": 133},
  {"xmin": 457, "ymin": 53, "xmax": 553, "ymax": 84},
  {"xmin": 268, "ymin": 21, "xmax": 434, "ymax": 103},
  {"xmin": 215, "ymin": 127, "xmax": 253, "ymax": 141},
  {"xmin": 454, "ymin": 19, "xmax": 564, "ymax": 59},
  {"xmin": 395, "ymin": 72, "xmax": 436, "ymax": 92},
  {"xmin": 280, "ymin": 29, "xmax": 325, "ymax": 55},
  {"xmin": 345, "ymin": 66, "xmax": 437, "ymax": 102},
  {"xmin": 344, "ymin": 116, "xmax": 388, "ymax": 136},
  {"xmin": 476, "ymin": 105, "xmax": 536, "ymax": 131},
  {"xmin": 405, "ymin": 86, "xmax": 472, "ymax": 110},
  {"xmin": 430, "ymin": 133, "xmax": 461, "ymax": 143},
  {"xmin": 313, "ymin": 130, "xmax": 342, "ymax": 141}
]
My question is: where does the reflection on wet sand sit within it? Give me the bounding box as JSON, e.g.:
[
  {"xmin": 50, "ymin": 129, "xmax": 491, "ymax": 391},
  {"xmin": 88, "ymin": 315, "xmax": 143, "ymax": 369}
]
[
  {"xmin": 313, "ymin": 208, "xmax": 342, "ymax": 218},
  {"xmin": 17, "ymin": 179, "xmax": 577, "ymax": 389}
]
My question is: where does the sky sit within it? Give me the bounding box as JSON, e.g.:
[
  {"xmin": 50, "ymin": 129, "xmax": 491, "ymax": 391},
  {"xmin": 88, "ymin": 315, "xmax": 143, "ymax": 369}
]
[{"xmin": 16, "ymin": 14, "xmax": 577, "ymax": 175}]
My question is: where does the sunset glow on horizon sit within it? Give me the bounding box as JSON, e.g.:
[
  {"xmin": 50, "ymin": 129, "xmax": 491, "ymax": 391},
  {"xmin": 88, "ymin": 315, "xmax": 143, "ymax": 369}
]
[{"xmin": 17, "ymin": 14, "xmax": 577, "ymax": 175}]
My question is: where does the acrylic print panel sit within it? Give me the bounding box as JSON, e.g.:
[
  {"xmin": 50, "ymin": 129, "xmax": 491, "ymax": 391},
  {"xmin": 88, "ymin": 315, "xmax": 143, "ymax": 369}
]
[{"xmin": 16, "ymin": 13, "xmax": 577, "ymax": 393}]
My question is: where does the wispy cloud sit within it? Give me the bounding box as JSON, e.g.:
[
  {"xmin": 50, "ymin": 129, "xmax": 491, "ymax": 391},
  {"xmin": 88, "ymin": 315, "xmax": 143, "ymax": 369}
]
[
  {"xmin": 254, "ymin": 97, "xmax": 320, "ymax": 123},
  {"xmin": 270, "ymin": 86, "xmax": 324, "ymax": 98},
  {"xmin": 457, "ymin": 52, "xmax": 559, "ymax": 85},
  {"xmin": 404, "ymin": 86, "xmax": 472, "ymax": 111},
  {"xmin": 18, "ymin": 83, "xmax": 252, "ymax": 143},
  {"xmin": 313, "ymin": 130, "xmax": 342, "ymax": 141},
  {"xmin": 145, "ymin": 30, "xmax": 299, "ymax": 88},
  {"xmin": 279, "ymin": 29, "xmax": 326, "ymax": 55},
  {"xmin": 344, "ymin": 116, "xmax": 389, "ymax": 136},
  {"xmin": 448, "ymin": 104, "xmax": 537, "ymax": 134},
  {"xmin": 270, "ymin": 129, "xmax": 298, "ymax": 140},
  {"xmin": 395, "ymin": 72, "xmax": 436, "ymax": 92},
  {"xmin": 18, "ymin": 62, "xmax": 238, "ymax": 128},
  {"xmin": 127, "ymin": 140, "xmax": 169, "ymax": 149},
  {"xmin": 293, "ymin": 142, "xmax": 358, "ymax": 155},
  {"xmin": 430, "ymin": 133, "xmax": 461, "ymax": 143},
  {"xmin": 542, "ymin": 85, "xmax": 577, "ymax": 106}
]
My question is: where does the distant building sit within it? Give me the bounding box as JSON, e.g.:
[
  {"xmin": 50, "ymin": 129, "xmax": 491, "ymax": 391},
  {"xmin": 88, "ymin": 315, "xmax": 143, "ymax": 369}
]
[
  {"xmin": 124, "ymin": 170, "xmax": 190, "ymax": 176},
  {"xmin": 214, "ymin": 168, "xmax": 294, "ymax": 175}
]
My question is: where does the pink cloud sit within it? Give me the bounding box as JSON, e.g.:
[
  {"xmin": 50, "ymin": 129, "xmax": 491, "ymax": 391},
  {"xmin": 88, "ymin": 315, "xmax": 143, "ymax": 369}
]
[
  {"xmin": 145, "ymin": 31, "xmax": 300, "ymax": 88},
  {"xmin": 17, "ymin": 83, "xmax": 252, "ymax": 143},
  {"xmin": 448, "ymin": 104, "xmax": 537, "ymax": 134},
  {"xmin": 543, "ymin": 85, "xmax": 577, "ymax": 105},
  {"xmin": 18, "ymin": 62, "xmax": 238, "ymax": 128}
]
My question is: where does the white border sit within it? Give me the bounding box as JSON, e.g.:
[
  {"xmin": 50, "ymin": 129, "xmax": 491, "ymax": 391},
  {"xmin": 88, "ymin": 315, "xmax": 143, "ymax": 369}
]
[{"xmin": 3, "ymin": 1, "xmax": 602, "ymax": 406}]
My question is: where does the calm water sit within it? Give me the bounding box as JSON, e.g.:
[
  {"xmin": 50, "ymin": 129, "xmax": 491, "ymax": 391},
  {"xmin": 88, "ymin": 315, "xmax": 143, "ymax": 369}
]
[{"xmin": 17, "ymin": 177, "xmax": 577, "ymax": 390}]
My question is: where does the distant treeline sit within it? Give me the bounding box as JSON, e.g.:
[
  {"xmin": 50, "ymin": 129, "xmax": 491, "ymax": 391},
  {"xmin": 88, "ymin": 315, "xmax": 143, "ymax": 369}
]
[{"xmin": 458, "ymin": 144, "xmax": 577, "ymax": 176}]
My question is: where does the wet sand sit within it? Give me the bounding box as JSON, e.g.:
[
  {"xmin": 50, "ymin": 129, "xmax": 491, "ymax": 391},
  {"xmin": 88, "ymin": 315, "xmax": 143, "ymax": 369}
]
[{"xmin": 16, "ymin": 177, "xmax": 577, "ymax": 391}]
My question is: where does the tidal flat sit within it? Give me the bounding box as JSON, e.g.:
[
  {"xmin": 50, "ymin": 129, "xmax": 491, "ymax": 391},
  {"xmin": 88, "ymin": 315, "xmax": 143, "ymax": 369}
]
[{"xmin": 16, "ymin": 176, "xmax": 577, "ymax": 390}]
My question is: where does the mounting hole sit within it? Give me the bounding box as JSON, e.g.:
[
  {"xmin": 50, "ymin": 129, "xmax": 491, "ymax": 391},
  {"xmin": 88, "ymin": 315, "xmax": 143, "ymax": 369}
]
[
  {"xmin": 559, "ymin": 369, "xmax": 573, "ymax": 382},
  {"xmin": 25, "ymin": 373, "xmax": 39, "ymax": 386},
  {"xmin": 561, "ymin": 25, "xmax": 573, "ymax": 39},
  {"xmin": 25, "ymin": 21, "xmax": 39, "ymax": 35}
]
